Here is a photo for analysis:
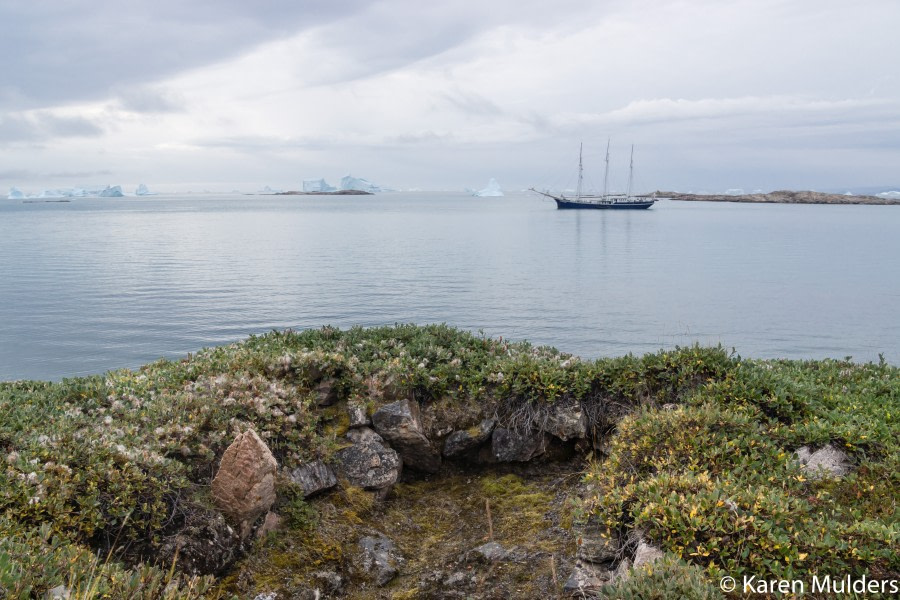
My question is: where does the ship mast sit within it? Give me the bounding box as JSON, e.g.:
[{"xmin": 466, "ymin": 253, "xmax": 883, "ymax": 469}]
[
  {"xmin": 627, "ymin": 145, "xmax": 634, "ymax": 199},
  {"xmin": 576, "ymin": 142, "xmax": 583, "ymax": 201},
  {"xmin": 603, "ymin": 138, "xmax": 610, "ymax": 200}
]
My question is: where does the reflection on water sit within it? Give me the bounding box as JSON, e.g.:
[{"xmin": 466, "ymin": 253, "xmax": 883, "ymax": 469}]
[{"xmin": 1, "ymin": 192, "xmax": 898, "ymax": 380}]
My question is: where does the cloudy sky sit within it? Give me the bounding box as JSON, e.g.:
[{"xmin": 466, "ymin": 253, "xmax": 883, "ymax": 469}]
[{"xmin": 2, "ymin": 0, "xmax": 899, "ymax": 194}]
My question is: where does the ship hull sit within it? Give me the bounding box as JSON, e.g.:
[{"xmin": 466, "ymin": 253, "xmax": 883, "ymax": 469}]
[{"xmin": 553, "ymin": 198, "xmax": 655, "ymax": 210}]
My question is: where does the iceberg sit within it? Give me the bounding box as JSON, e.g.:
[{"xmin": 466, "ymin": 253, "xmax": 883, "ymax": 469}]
[
  {"xmin": 8, "ymin": 187, "xmax": 25, "ymax": 200},
  {"xmin": 340, "ymin": 174, "xmax": 381, "ymax": 193},
  {"xmin": 877, "ymin": 190, "xmax": 900, "ymax": 199},
  {"xmin": 99, "ymin": 185, "xmax": 124, "ymax": 197},
  {"xmin": 471, "ymin": 178, "xmax": 504, "ymax": 197},
  {"xmin": 260, "ymin": 185, "xmax": 282, "ymax": 194},
  {"xmin": 135, "ymin": 184, "xmax": 156, "ymax": 196},
  {"xmin": 303, "ymin": 178, "xmax": 337, "ymax": 193}
]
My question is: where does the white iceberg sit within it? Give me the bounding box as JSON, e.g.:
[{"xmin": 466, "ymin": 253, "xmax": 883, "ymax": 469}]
[
  {"xmin": 7, "ymin": 187, "xmax": 25, "ymax": 200},
  {"xmin": 725, "ymin": 188, "xmax": 744, "ymax": 196},
  {"xmin": 303, "ymin": 178, "xmax": 337, "ymax": 192},
  {"xmin": 340, "ymin": 174, "xmax": 381, "ymax": 193},
  {"xmin": 877, "ymin": 190, "xmax": 900, "ymax": 199},
  {"xmin": 135, "ymin": 184, "xmax": 156, "ymax": 196},
  {"xmin": 99, "ymin": 185, "xmax": 124, "ymax": 197},
  {"xmin": 260, "ymin": 185, "xmax": 282, "ymax": 194},
  {"xmin": 471, "ymin": 178, "xmax": 504, "ymax": 197}
]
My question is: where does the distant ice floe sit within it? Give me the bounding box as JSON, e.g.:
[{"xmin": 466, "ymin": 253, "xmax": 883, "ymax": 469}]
[
  {"xmin": 877, "ymin": 190, "xmax": 900, "ymax": 199},
  {"xmin": 303, "ymin": 178, "xmax": 337, "ymax": 192},
  {"xmin": 99, "ymin": 185, "xmax": 124, "ymax": 197},
  {"xmin": 471, "ymin": 178, "xmax": 504, "ymax": 197},
  {"xmin": 259, "ymin": 185, "xmax": 282, "ymax": 194},
  {"xmin": 7, "ymin": 187, "xmax": 25, "ymax": 200},
  {"xmin": 8, "ymin": 185, "xmax": 132, "ymax": 199},
  {"xmin": 725, "ymin": 188, "xmax": 744, "ymax": 196},
  {"xmin": 135, "ymin": 184, "xmax": 156, "ymax": 196},
  {"xmin": 340, "ymin": 175, "xmax": 381, "ymax": 193}
]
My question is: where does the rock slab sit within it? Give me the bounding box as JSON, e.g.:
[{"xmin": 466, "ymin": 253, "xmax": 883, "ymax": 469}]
[
  {"xmin": 795, "ymin": 445, "xmax": 852, "ymax": 479},
  {"xmin": 443, "ymin": 419, "xmax": 495, "ymax": 457},
  {"xmin": 289, "ymin": 459, "xmax": 337, "ymax": 497},
  {"xmin": 211, "ymin": 429, "xmax": 278, "ymax": 529},
  {"xmin": 491, "ymin": 427, "xmax": 547, "ymax": 462}
]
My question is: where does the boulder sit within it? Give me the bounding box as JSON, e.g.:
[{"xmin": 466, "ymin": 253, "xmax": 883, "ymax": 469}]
[
  {"xmin": 543, "ymin": 401, "xmax": 587, "ymax": 441},
  {"xmin": 46, "ymin": 586, "xmax": 70, "ymax": 600},
  {"xmin": 372, "ymin": 398, "xmax": 441, "ymax": 473},
  {"xmin": 563, "ymin": 560, "xmax": 610, "ymax": 595},
  {"xmin": 632, "ymin": 540, "xmax": 664, "ymax": 569},
  {"xmin": 211, "ymin": 430, "xmax": 278, "ymax": 531},
  {"xmin": 355, "ymin": 534, "xmax": 404, "ymax": 586},
  {"xmin": 334, "ymin": 428, "xmax": 402, "ymax": 492},
  {"xmin": 289, "ymin": 459, "xmax": 337, "ymax": 497},
  {"xmin": 490, "ymin": 427, "xmax": 547, "ymax": 462},
  {"xmin": 795, "ymin": 445, "xmax": 852, "ymax": 479},
  {"xmin": 256, "ymin": 511, "xmax": 283, "ymax": 539},
  {"xmin": 443, "ymin": 419, "xmax": 495, "ymax": 457}
]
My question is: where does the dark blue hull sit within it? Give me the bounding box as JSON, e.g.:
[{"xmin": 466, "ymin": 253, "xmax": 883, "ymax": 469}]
[{"xmin": 554, "ymin": 198, "xmax": 655, "ymax": 210}]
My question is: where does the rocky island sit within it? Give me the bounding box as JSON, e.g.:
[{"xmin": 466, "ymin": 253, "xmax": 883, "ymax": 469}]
[
  {"xmin": 1, "ymin": 325, "xmax": 896, "ymax": 599},
  {"xmin": 661, "ymin": 190, "xmax": 900, "ymax": 205},
  {"xmin": 275, "ymin": 190, "xmax": 374, "ymax": 196}
]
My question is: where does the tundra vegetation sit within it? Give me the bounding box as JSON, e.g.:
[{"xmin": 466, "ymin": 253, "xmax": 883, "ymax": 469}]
[{"xmin": 0, "ymin": 324, "xmax": 896, "ymax": 598}]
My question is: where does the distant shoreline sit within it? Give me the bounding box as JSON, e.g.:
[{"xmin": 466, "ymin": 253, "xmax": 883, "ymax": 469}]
[
  {"xmin": 274, "ymin": 189, "xmax": 374, "ymax": 196},
  {"xmin": 660, "ymin": 190, "xmax": 900, "ymax": 205}
]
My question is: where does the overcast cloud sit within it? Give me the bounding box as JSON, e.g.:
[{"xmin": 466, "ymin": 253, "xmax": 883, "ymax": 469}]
[{"xmin": 2, "ymin": 0, "xmax": 898, "ymax": 193}]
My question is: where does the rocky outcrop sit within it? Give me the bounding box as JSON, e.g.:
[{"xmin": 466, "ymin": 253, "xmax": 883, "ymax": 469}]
[
  {"xmin": 348, "ymin": 402, "xmax": 370, "ymax": 427},
  {"xmin": 443, "ymin": 419, "xmax": 495, "ymax": 457},
  {"xmin": 354, "ymin": 534, "xmax": 404, "ymax": 586},
  {"xmin": 576, "ymin": 532, "xmax": 619, "ymax": 565},
  {"xmin": 333, "ymin": 428, "xmax": 402, "ymax": 492},
  {"xmin": 465, "ymin": 541, "xmax": 510, "ymax": 563},
  {"xmin": 490, "ymin": 427, "xmax": 547, "ymax": 462},
  {"xmin": 664, "ymin": 190, "xmax": 900, "ymax": 205},
  {"xmin": 563, "ymin": 560, "xmax": 610, "ymax": 595},
  {"xmin": 372, "ymin": 398, "xmax": 441, "ymax": 473},
  {"xmin": 289, "ymin": 459, "xmax": 337, "ymax": 497},
  {"xmin": 795, "ymin": 445, "xmax": 852, "ymax": 479},
  {"xmin": 211, "ymin": 430, "xmax": 278, "ymax": 533}
]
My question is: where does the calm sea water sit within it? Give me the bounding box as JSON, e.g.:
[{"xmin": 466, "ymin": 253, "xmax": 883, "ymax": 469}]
[{"xmin": 2, "ymin": 192, "xmax": 899, "ymax": 380}]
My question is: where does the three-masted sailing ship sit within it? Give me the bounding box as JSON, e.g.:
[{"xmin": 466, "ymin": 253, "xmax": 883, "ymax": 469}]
[{"xmin": 531, "ymin": 142, "xmax": 656, "ymax": 209}]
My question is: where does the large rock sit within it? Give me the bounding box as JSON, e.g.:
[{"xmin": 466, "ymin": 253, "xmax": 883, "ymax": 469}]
[
  {"xmin": 543, "ymin": 401, "xmax": 587, "ymax": 441},
  {"xmin": 443, "ymin": 419, "xmax": 495, "ymax": 458},
  {"xmin": 490, "ymin": 427, "xmax": 547, "ymax": 462},
  {"xmin": 372, "ymin": 398, "xmax": 441, "ymax": 473},
  {"xmin": 334, "ymin": 428, "xmax": 402, "ymax": 491},
  {"xmin": 464, "ymin": 541, "xmax": 510, "ymax": 563},
  {"xmin": 289, "ymin": 459, "xmax": 337, "ymax": 497},
  {"xmin": 211, "ymin": 430, "xmax": 278, "ymax": 531},
  {"xmin": 348, "ymin": 402, "xmax": 371, "ymax": 428},
  {"xmin": 795, "ymin": 445, "xmax": 852, "ymax": 479},
  {"xmin": 315, "ymin": 378, "xmax": 340, "ymax": 406},
  {"xmin": 355, "ymin": 534, "xmax": 404, "ymax": 586},
  {"xmin": 632, "ymin": 540, "xmax": 664, "ymax": 569}
]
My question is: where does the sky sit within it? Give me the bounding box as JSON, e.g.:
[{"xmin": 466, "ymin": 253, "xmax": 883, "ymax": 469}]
[{"xmin": 2, "ymin": 0, "xmax": 899, "ymax": 194}]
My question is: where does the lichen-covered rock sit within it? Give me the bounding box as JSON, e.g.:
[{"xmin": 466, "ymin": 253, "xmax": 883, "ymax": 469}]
[
  {"xmin": 334, "ymin": 428, "xmax": 402, "ymax": 491},
  {"xmin": 490, "ymin": 427, "xmax": 547, "ymax": 462},
  {"xmin": 355, "ymin": 534, "xmax": 404, "ymax": 586},
  {"xmin": 372, "ymin": 398, "xmax": 441, "ymax": 473},
  {"xmin": 632, "ymin": 540, "xmax": 664, "ymax": 569},
  {"xmin": 289, "ymin": 459, "xmax": 337, "ymax": 497},
  {"xmin": 543, "ymin": 401, "xmax": 587, "ymax": 441},
  {"xmin": 464, "ymin": 541, "xmax": 509, "ymax": 563},
  {"xmin": 348, "ymin": 402, "xmax": 370, "ymax": 427},
  {"xmin": 443, "ymin": 419, "xmax": 495, "ymax": 457},
  {"xmin": 795, "ymin": 444, "xmax": 852, "ymax": 479},
  {"xmin": 46, "ymin": 585, "xmax": 70, "ymax": 599},
  {"xmin": 563, "ymin": 559, "xmax": 610, "ymax": 595},
  {"xmin": 211, "ymin": 429, "xmax": 278, "ymax": 530},
  {"xmin": 158, "ymin": 508, "xmax": 242, "ymax": 575}
]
